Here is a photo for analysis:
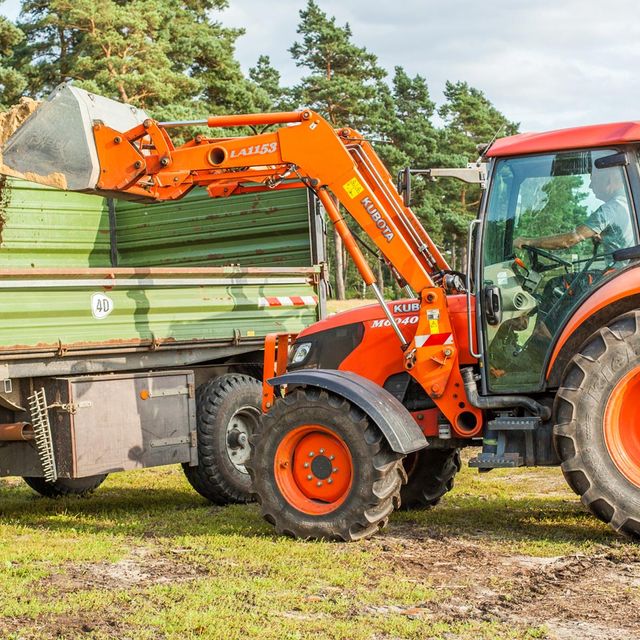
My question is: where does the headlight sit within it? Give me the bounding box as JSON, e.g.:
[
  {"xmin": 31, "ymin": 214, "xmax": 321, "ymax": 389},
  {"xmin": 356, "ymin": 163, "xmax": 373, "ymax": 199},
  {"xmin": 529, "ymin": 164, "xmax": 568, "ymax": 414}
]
[{"xmin": 290, "ymin": 342, "xmax": 312, "ymax": 365}]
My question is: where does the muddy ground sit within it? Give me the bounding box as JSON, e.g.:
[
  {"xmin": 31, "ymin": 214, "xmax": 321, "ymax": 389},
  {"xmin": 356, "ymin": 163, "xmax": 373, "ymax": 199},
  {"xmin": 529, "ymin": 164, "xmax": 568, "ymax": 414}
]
[
  {"xmin": 0, "ymin": 462, "xmax": 638, "ymax": 639},
  {"xmin": 364, "ymin": 525, "xmax": 640, "ymax": 640}
]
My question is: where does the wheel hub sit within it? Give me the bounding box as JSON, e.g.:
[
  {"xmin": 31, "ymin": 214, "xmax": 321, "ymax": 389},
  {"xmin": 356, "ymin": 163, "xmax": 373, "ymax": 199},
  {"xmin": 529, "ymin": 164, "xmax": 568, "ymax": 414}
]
[
  {"xmin": 311, "ymin": 455, "xmax": 333, "ymax": 480},
  {"xmin": 225, "ymin": 405, "xmax": 260, "ymax": 473},
  {"xmin": 274, "ymin": 425, "xmax": 353, "ymax": 515}
]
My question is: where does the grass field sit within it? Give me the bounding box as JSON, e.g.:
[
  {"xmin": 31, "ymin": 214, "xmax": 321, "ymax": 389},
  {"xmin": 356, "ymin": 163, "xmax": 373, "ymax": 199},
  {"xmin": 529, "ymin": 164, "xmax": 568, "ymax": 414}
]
[
  {"xmin": 1, "ymin": 298, "xmax": 637, "ymax": 639},
  {"xmin": 0, "ymin": 457, "xmax": 638, "ymax": 640}
]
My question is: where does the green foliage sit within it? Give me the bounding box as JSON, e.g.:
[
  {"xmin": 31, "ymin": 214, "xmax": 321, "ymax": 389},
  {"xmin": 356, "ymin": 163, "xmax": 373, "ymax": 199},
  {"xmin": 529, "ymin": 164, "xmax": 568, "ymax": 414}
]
[
  {"xmin": 0, "ymin": 1, "xmax": 26, "ymax": 107},
  {"xmin": 1, "ymin": 0, "xmax": 521, "ymax": 297},
  {"xmin": 11, "ymin": 0, "xmax": 256, "ymax": 120},
  {"xmin": 288, "ymin": 0, "xmax": 388, "ymax": 130},
  {"xmin": 248, "ymin": 54, "xmax": 288, "ymax": 111}
]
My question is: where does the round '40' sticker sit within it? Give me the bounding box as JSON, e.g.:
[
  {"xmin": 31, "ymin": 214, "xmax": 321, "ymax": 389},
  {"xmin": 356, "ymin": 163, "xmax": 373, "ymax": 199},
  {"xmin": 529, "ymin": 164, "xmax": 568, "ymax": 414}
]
[{"xmin": 91, "ymin": 293, "xmax": 114, "ymax": 319}]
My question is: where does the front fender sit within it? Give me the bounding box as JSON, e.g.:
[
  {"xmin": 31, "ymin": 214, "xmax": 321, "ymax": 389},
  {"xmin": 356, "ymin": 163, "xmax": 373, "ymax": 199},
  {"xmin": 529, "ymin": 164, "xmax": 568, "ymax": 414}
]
[{"xmin": 269, "ymin": 369, "xmax": 427, "ymax": 455}]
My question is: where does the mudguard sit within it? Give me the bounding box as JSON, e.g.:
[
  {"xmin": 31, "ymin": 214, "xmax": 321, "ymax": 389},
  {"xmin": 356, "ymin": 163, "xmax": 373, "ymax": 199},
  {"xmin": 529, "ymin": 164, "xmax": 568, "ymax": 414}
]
[{"xmin": 269, "ymin": 369, "xmax": 427, "ymax": 455}]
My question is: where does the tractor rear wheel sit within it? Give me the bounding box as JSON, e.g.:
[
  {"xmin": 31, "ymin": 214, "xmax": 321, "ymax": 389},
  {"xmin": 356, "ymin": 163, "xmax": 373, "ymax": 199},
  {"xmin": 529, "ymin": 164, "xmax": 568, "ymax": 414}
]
[
  {"xmin": 248, "ymin": 387, "xmax": 406, "ymax": 541},
  {"xmin": 555, "ymin": 310, "xmax": 640, "ymax": 539},
  {"xmin": 400, "ymin": 448, "xmax": 461, "ymax": 509},
  {"xmin": 23, "ymin": 474, "xmax": 107, "ymax": 498}
]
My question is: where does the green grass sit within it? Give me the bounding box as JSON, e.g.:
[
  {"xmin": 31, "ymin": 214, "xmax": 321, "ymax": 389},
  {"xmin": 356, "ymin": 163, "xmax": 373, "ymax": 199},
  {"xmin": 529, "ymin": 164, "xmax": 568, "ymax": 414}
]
[{"xmin": 0, "ymin": 460, "xmax": 635, "ymax": 639}]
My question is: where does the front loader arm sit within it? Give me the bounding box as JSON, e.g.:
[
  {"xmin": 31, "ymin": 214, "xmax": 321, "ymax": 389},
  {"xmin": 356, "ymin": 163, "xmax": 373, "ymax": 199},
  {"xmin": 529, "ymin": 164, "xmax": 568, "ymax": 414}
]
[{"xmin": 2, "ymin": 90, "xmax": 483, "ymax": 436}]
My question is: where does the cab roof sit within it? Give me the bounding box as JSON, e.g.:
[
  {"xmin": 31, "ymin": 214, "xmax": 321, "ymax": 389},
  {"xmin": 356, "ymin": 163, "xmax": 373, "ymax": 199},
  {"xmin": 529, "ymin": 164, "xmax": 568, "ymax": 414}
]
[{"xmin": 486, "ymin": 121, "xmax": 640, "ymax": 158}]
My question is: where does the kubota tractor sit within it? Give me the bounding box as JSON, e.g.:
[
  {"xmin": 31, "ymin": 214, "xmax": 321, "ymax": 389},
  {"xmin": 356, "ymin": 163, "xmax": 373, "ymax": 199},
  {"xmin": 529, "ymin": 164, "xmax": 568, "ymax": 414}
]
[{"xmin": 3, "ymin": 84, "xmax": 640, "ymax": 540}]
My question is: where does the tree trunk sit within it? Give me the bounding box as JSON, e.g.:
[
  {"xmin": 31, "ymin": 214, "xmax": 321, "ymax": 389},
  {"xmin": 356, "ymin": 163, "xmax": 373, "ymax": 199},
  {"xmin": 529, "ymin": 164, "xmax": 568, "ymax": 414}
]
[
  {"xmin": 376, "ymin": 252, "xmax": 384, "ymax": 292},
  {"xmin": 451, "ymin": 234, "xmax": 457, "ymax": 270}
]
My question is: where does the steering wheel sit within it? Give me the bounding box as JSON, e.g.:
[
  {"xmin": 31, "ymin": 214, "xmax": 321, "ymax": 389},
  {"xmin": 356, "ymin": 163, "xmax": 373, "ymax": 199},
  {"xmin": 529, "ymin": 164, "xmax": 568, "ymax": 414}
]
[{"xmin": 521, "ymin": 244, "xmax": 573, "ymax": 271}]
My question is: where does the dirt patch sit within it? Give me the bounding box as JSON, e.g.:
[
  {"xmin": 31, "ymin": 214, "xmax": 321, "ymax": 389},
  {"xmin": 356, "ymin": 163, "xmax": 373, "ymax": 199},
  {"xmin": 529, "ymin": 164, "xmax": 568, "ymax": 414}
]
[
  {"xmin": 365, "ymin": 526, "xmax": 640, "ymax": 639},
  {"xmin": 0, "ymin": 98, "xmax": 68, "ymax": 189},
  {"xmin": 43, "ymin": 546, "xmax": 208, "ymax": 594},
  {"xmin": 0, "ymin": 612, "xmax": 136, "ymax": 640}
]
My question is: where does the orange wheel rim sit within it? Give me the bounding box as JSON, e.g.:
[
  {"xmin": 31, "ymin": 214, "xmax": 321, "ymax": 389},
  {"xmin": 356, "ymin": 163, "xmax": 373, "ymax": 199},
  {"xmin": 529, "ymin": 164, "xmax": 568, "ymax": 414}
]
[
  {"xmin": 274, "ymin": 425, "xmax": 353, "ymax": 515},
  {"xmin": 604, "ymin": 366, "xmax": 640, "ymax": 488}
]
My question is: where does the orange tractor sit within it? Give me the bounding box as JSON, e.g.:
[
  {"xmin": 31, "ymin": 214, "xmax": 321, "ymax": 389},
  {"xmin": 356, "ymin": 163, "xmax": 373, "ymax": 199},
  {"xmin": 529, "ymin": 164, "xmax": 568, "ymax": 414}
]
[{"xmin": 3, "ymin": 84, "xmax": 640, "ymax": 540}]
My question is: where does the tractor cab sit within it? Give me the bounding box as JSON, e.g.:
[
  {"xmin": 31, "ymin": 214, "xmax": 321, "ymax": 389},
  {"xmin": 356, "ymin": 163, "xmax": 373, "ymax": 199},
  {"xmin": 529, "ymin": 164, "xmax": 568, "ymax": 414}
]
[{"xmin": 479, "ymin": 145, "xmax": 638, "ymax": 393}]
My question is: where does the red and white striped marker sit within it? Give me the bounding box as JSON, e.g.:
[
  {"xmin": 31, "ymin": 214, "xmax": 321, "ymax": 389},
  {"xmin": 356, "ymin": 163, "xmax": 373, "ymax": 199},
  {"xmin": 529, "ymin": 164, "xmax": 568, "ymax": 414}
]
[
  {"xmin": 414, "ymin": 333, "xmax": 454, "ymax": 348},
  {"xmin": 258, "ymin": 295, "xmax": 318, "ymax": 308}
]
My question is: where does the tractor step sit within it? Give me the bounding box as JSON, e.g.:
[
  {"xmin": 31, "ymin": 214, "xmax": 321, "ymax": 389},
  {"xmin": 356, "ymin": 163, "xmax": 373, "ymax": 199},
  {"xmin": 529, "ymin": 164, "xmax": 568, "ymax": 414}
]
[
  {"xmin": 469, "ymin": 452, "xmax": 523, "ymax": 468},
  {"xmin": 469, "ymin": 416, "xmax": 542, "ymax": 469},
  {"xmin": 486, "ymin": 416, "xmax": 540, "ymax": 431}
]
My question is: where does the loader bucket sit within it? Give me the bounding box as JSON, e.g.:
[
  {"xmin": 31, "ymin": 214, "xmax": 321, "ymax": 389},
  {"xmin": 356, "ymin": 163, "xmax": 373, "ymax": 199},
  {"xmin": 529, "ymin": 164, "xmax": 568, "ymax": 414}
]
[{"xmin": 1, "ymin": 83, "xmax": 149, "ymax": 192}]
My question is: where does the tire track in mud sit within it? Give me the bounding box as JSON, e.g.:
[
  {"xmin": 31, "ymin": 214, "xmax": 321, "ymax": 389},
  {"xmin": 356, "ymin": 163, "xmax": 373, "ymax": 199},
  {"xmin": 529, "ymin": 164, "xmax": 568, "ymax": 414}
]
[{"xmin": 366, "ymin": 527, "xmax": 640, "ymax": 638}]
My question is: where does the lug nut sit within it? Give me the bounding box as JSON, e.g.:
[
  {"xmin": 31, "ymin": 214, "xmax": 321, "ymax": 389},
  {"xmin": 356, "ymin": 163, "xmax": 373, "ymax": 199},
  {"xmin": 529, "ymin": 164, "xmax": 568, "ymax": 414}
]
[
  {"xmin": 327, "ymin": 478, "xmax": 333, "ymax": 485},
  {"xmin": 303, "ymin": 462, "xmax": 309, "ymax": 468},
  {"xmin": 319, "ymin": 448, "xmax": 325, "ymax": 454},
  {"xmin": 329, "ymin": 455, "xmax": 335, "ymax": 461},
  {"xmin": 307, "ymin": 475, "xmax": 312, "ymax": 481},
  {"xmin": 316, "ymin": 481, "xmax": 323, "ymax": 487},
  {"xmin": 308, "ymin": 451, "xmax": 314, "ymax": 457},
  {"xmin": 332, "ymin": 468, "xmax": 338, "ymax": 473}
]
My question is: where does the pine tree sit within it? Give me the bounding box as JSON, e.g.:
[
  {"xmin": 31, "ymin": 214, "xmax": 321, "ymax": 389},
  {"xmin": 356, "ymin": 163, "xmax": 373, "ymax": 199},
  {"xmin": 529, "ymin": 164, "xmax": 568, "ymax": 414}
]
[
  {"xmin": 288, "ymin": 0, "xmax": 390, "ymax": 297},
  {"xmin": 11, "ymin": 0, "xmax": 256, "ymax": 119},
  {"xmin": 437, "ymin": 81, "xmax": 519, "ymax": 268},
  {"xmin": 248, "ymin": 54, "xmax": 288, "ymax": 111}
]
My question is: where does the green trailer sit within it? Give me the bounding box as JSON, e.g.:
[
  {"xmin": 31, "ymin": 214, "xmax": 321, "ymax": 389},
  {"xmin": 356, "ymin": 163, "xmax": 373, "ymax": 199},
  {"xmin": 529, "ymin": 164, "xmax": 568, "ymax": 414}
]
[{"xmin": 0, "ymin": 176, "xmax": 326, "ymax": 503}]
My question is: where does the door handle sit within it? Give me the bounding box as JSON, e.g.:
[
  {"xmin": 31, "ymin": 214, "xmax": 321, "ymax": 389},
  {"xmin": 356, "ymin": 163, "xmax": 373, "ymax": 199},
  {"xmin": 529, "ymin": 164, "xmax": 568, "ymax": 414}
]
[{"xmin": 484, "ymin": 285, "xmax": 502, "ymax": 325}]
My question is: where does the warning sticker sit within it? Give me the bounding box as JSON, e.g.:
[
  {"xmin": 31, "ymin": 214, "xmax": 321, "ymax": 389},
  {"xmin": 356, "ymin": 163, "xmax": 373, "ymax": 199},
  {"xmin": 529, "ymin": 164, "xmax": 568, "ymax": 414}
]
[
  {"xmin": 343, "ymin": 177, "xmax": 364, "ymax": 199},
  {"xmin": 427, "ymin": 309, "xmax": 440, "ymax": 334}
]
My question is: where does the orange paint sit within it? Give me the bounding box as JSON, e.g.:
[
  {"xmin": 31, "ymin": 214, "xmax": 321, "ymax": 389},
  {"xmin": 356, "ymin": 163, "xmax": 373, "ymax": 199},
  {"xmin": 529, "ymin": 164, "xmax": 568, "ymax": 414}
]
[
  {"xmin": 273, "ymin": 425, "xmax": 353, "ymax": 515},
  {"xmin": 547, "ymin": 267, "xmax": 640, "ymax": 377},
  {"xmin": 604, "ymin": 366, "xmax": 640, "ymax": 488}
]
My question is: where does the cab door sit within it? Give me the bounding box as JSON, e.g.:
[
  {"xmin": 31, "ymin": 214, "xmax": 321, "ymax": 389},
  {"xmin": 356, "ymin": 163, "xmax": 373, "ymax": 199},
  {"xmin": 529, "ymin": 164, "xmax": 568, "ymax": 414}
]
[{"xmin": 479, "ymin": 148, "xmax": 637, "ymax": 393}]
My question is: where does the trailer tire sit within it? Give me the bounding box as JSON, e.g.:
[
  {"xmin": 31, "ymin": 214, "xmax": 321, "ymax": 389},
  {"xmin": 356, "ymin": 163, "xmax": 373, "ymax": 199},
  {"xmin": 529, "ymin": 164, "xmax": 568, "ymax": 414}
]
[
  {"xmin": 248, "ymin": 387, "xmax": 406, "ymax": 541},
  {"xmin": 23, "ymin": 474, "xmax": 107, "ymax": 498},
  {"xmin": 555, "ymin": 310, "xmax": 640, "ymax": 539},
  {"xmin": 183, "ymin": 373, "xmax": 261, "ymax": 505},
  {"xmin": 400, "ymin": 448, "xmax": 461, "ymax": 509}
]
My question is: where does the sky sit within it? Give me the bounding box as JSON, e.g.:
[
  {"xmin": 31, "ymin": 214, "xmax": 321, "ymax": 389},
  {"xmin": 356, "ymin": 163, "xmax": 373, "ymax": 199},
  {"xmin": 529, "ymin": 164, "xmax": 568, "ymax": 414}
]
[{"xmin": 2, "ymin": 0, "xmax": 640, "ymax": 133}]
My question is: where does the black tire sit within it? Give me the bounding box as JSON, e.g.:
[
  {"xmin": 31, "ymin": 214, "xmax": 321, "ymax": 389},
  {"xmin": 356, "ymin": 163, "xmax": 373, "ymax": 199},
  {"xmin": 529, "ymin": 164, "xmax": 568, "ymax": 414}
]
[
  {"xmin": 23, "ymin": 474, "xmax": 107, "ymax": 498},
  {"xmin": 183, "ymin": 373, "xmax": 262, "ymax": 505},
  {"xmin": 554, "ymin": 310, "xmax": 640, "ymax": 539},
  {"xmin": 400, "ymin": 448, "xmax": 461, "ymax": 510},
  {"xmin": 248, "ymin": 387, "xmax": 406, "ymax": 541}
]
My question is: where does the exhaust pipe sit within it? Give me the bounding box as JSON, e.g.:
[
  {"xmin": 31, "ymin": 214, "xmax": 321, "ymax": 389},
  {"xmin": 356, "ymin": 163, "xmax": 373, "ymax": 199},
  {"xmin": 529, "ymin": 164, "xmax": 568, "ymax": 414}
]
[{"xmin": 0, "ymin": 422, "xmax": 34, "ymax": 441}]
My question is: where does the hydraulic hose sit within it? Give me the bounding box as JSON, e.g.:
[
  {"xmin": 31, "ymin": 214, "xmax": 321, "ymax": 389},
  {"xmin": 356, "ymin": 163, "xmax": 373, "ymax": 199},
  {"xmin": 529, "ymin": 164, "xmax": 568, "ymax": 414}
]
[{"xmin": 461, "ymin": 368, "xmax": 551, "ymax": 420}]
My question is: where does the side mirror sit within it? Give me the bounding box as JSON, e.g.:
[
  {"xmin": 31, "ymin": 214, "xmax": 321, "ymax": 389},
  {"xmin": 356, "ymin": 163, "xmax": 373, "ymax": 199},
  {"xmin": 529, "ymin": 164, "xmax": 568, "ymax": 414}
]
[
  {"xmin": 612, "ymin": 244, "xmax": 640, "ymax": 262},
  {"xmin": 396, "ymin": 167, "xmax": 411, "ymax": 207},
  {"xmin": 594, "ymin": 152, "xmax": 628, "ymax": 169}
]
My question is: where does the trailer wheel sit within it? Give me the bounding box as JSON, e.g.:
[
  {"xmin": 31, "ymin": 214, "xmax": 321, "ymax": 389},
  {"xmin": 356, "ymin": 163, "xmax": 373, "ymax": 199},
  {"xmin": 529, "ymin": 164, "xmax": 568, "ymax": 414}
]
[
  {"xmin": 248, "ymin": 387, "xmax": 405, "ymax": 541},
  {"xmin": 183, "ymin": 373, "xmax": 261, "ymax": 504},
  {"xmin": 555, "ymin": 310, "xmax": 640, "ymax": 539},
  {"xmin": 23, "ymin": 474, "xmax": 107, "ymax": 498},
  {"xmin": 400, "ymin": 448, "xmax": 461, "ymax": 510}
]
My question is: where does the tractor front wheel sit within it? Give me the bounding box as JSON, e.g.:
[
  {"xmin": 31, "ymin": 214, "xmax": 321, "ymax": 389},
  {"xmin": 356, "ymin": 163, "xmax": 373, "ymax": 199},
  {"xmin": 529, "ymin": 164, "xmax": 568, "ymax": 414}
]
[
  {"xmin": 555, "ymin": 310, "xmax": 640, "ymax": 539},
  {"xmin": 248, "ymin": 387, "xmax": 406, "ymax": 541}
]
